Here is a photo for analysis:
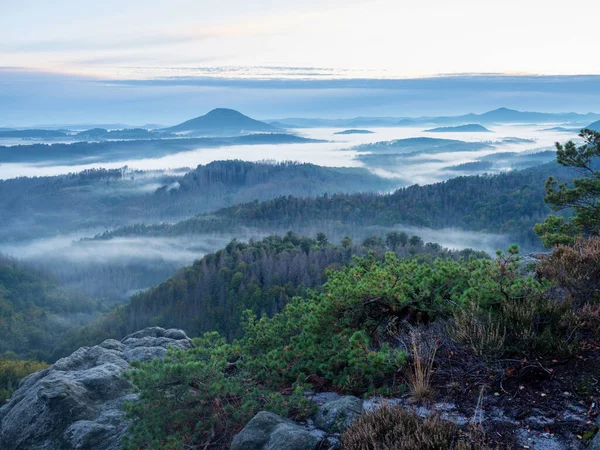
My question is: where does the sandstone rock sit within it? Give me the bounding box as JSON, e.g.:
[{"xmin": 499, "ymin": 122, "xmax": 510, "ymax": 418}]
[
  {"xmin": 230, "ymin": 411, "xmax": 323, "ymax": 450},
  {"xmin": 0, "ymin": 327, "xmax": 192, "ymax": 450},
  {"xmin": 589, "ymin": 433, "xmax": 600, "ymax": 450},
  {"xmin": 313, "ymin": 395, "xmax": 363, "ymax": 433}
]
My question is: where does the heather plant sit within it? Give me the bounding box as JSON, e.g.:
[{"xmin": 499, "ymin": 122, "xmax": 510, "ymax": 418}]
[
  {"xmin": 340, "ymin": 404, "xmax": 490, "ymax": 450},
  {"xmin": 452, "ymin": 246, "xmax": 579, "ymax": 358},
  {"xmin": 537, "ymin": 235, "xmax": 600, "ymax": 302}
]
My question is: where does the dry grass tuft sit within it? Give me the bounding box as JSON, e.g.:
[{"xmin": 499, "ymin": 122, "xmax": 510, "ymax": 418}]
[
  {"xmin": 406, "ymin": 330, "xmax": 438, "ymax": 400},
  {"xmin": 452, "ymin": 303, "xmax": 506, "ymax": 358}
]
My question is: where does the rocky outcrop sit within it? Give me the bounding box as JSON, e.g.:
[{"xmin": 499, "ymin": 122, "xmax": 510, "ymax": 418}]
[
  {"xmin": 230, "ymin": 395, "xmax": 364, "ymax": 450},
  {"xmin": 313, "ymin": 396, "xmax": 363, "ymax": 433},
  {"xmin": 230, "ymin": 411, "xmax": 325, "ymax": 450},
  {"xmin": 234, "ymin": 390, "xmax": 592, "ymax": 450},
  {"xmin": 0, "ymin": 327, "xmax": 192, "ymax": 450}
]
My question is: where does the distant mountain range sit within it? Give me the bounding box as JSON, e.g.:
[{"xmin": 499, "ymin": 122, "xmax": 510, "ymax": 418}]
[
  {"xmin": 0, "ymin": 109, "xmax": 283, "ymax": 141},
  {"xmin": 75, "ymin": 128, "xmax": 174, "ymax": 140},
  {"xmin": 425, "ymin": 124, "xmax": 491, "ymax": 133},
  {"xmin": 164, "ymin": 108, "xmax": 279, "ymax": 135},
  {"xmin": 399, "ymin": 108, "xmax": 600, "ymax": 126},
  {"xmin": 0, "ymin": 129, "xmax": 69, "ymax": 139},
  {"xmin": 0, "ymin": 134, "xmax": 326, "ymax": 165},
  {"xmin": 3, "ymin": 108, "xmax": 600, "ymax": 142},
  {"xmin": 271, "ymin": 108, "xmax": 600, "ymax": 128},
  {"xmin": 267, "ymin": 117, "xmax": 402, "ymax": 128}
]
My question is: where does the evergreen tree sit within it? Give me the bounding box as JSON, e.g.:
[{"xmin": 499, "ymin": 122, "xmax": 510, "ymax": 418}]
[{"xmin": 535, "ymin": 129, "xmax": 600, "ymax": 246}]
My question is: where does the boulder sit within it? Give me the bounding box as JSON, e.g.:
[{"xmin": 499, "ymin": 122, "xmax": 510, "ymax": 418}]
[
  {"xmin": 230, "ymin": 411, "xmax": 324, "ymax": 450},
  {"xmin": 313, "ymin": 395, "xmax": 363, "ymax": 433},
  {"xmin": 0, "ymin": 327, "xmax": 192, "ymax": 450},
  {"xmin": 589, "ymin": 427, "xmax": 600, "ymax": 450}
]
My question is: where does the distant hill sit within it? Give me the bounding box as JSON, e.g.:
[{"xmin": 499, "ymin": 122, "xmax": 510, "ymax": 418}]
[
  {"xmin": 271, "ymin": 109, "xmax": 600, "ymax": 129},
  {"xmin": 403, "ymin": 108, "xmax": 600, "ymax": 126},
  {"xmin": 438, "ymin": 108, "xmax": 600, "ymax": 125},
  {"xmin": 477, "ymin": 108, "xmax": 524, "ymax": 122},
  {"xmin": 266, "ymin": 121, "xmax": 308, "ymax": 129},
  {"xmin": 0, "ymin": 129, "xmax": 68, "ymax": 139},
  {"xmin": 0, "ymin": 133, "xmax": 323, "ymax": 164},
  {"xmin": 75, "ymin": 128, "xmax": 172, "ymax": 140},
  {"xmin": 425, "ymin": 124, "xmax": 491, "ymax": 133},
  {"xmin": 334, "ymin": 129, "xmax": 374, "ymax": 135},
  {"xmin": 92, "ymin": 161, "xmax": 582, "ymax": 252},
  {"xmin": 444, "ymin": 161, "xmax": 494, "ymax": 172},
  {"xmin": 354, "ymin": 137, "xmax": 492, "ymax": 154},
  {"xmin": 540, "ymin": 126, "xmax": 580, "ymax": 133},
  {"xmin": 164, "ymin": 108, "xmax": 279, "ymax": 135},
  {"xmin": 587, "ymin": 120, "xmax": 600, "ymax": 132},
  {"xmin": 268, "ymin": 117, "xmax": 402, "ymax": 128}
]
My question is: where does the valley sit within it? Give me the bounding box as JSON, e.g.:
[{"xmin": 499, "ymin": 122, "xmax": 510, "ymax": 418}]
[{"xmin": 0, "ymin": 105, "xmax": 598, "ymax": 450}]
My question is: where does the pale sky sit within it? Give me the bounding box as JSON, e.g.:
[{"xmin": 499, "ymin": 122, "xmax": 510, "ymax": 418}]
[
  {"xmin": 2, "ymin": 0, "xmax": 600, "ymax": 125},
  {"xmin": 2, "ymin": 0, "xmax": 599, "ymax": 79}
]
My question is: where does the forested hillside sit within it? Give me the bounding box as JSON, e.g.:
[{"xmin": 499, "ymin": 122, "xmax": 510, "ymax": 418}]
[
  {"xmin": 0, "ymin": 255, "xmax": 100, "ymax": 361},
  {"xmin": 97, "ymin": 162, "xmax": 579, "ymax": 249},
  {"xmin": 56, "ymin": 232, "xmax": 487, "ymax": 356},
  {"xmin": 0, "ymin": 161, "xmax": 394, "ymax": 242},
  {"xmin": 0, "ymin": 133, "xmax": 323, "ymax": 164}
]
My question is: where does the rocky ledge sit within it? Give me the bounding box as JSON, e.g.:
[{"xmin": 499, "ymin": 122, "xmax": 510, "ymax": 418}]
[
  {"xmin": 0, "ymin": 327, "xmax": 192, "ymax": 450},
  {"xmin": 232, "ymin": 391, "xmax": 599, "ymax": 450}
]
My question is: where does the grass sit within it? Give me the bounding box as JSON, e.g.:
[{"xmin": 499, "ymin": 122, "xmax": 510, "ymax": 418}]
[{"xmin": 406, "ymin": 331, "xmax": 438, "ymax": 400}]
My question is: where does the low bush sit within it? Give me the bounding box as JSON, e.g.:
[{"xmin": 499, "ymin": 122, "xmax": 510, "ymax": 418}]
[
  {"xmin": 537, "ymin": 236, "xmax": 600, "ymax": 303},
  {"xmin": 340, "ymin": 403, "xmax": 490, "ymax": 450},
  {"xmin": 454, "ymin": 294, "xmax": 579, "ymax": 359},
  {"xmin": 452, "ymin": 303, "xmax": 506, "ymax": 358},
  {"xmin": 240, "ymin": 252, "xmax": 496, "ymax": 393},
  {"xmin": 123, "ymin": 333, "xmax": 313, "ymax": 450},
  {"xmin": 451, "ymin": 245, "xmax": 580, "ymax": 359}
]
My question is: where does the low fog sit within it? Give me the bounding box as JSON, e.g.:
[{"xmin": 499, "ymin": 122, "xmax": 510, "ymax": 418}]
[
  {"xmin": 2, "ymin": 221, "xmax": 513, "ymax": 304},
  {"xmin": 0, "ymin": 125, "xmax": 576, "ymax": 185},
  {"xmin": 0, "ymin": 121, "xmax": 568, "ymax": 319}
]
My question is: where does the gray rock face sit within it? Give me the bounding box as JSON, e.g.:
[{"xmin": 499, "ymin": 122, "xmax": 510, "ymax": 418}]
[
  {"xmin": 589, "ymin": 433, "xmax": 600, "ymax": 450},
  {"xmin": 314, "ymin": 396, "xmax": 363, "ymax": 433},
  {"xmin": 0, "ymin": 327, "xmax": 192, "ymax": 450},
  {"xmin": 230, "ymin": 411, "xmax": 324, "ymax": 450}
]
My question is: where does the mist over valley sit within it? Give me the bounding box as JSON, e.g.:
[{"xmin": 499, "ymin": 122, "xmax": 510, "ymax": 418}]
[{"xmin": 3, "ymin": 3, "xmax": 600, "ymax": 449}]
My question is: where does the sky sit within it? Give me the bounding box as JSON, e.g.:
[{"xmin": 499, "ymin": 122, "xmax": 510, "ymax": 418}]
[{"xmin": 1, "ymin": 0, "xmax": 600, "ymax": 125}]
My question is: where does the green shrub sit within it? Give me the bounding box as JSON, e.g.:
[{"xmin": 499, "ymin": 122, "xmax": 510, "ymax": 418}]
[
  {"xmin": 454, "ymin": 294, "xmax": 579, "ymax": 359},
  {"xmin": 240, "ymin": 253, "xmax": 479, "ymax": 393},
  {"xmin": 123, "ymin": 333, "xmax": 313, "ymax": 450},
  {"xmin": 452, "ymin": 246, "xmax": 578, "ymax": 358}
]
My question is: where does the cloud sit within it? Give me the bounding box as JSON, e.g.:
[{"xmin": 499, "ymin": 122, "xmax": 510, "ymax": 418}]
[
  {"xmin": 2, "ymin": 68, "xmax": 600, "ymax": 126},
  {"xmin": 4, "ymin": 21, "xmax": 285, "ymax": 54},
  {"xmin": 72, "ymin": 54, "xmax": 228, "ymax": 67}
]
